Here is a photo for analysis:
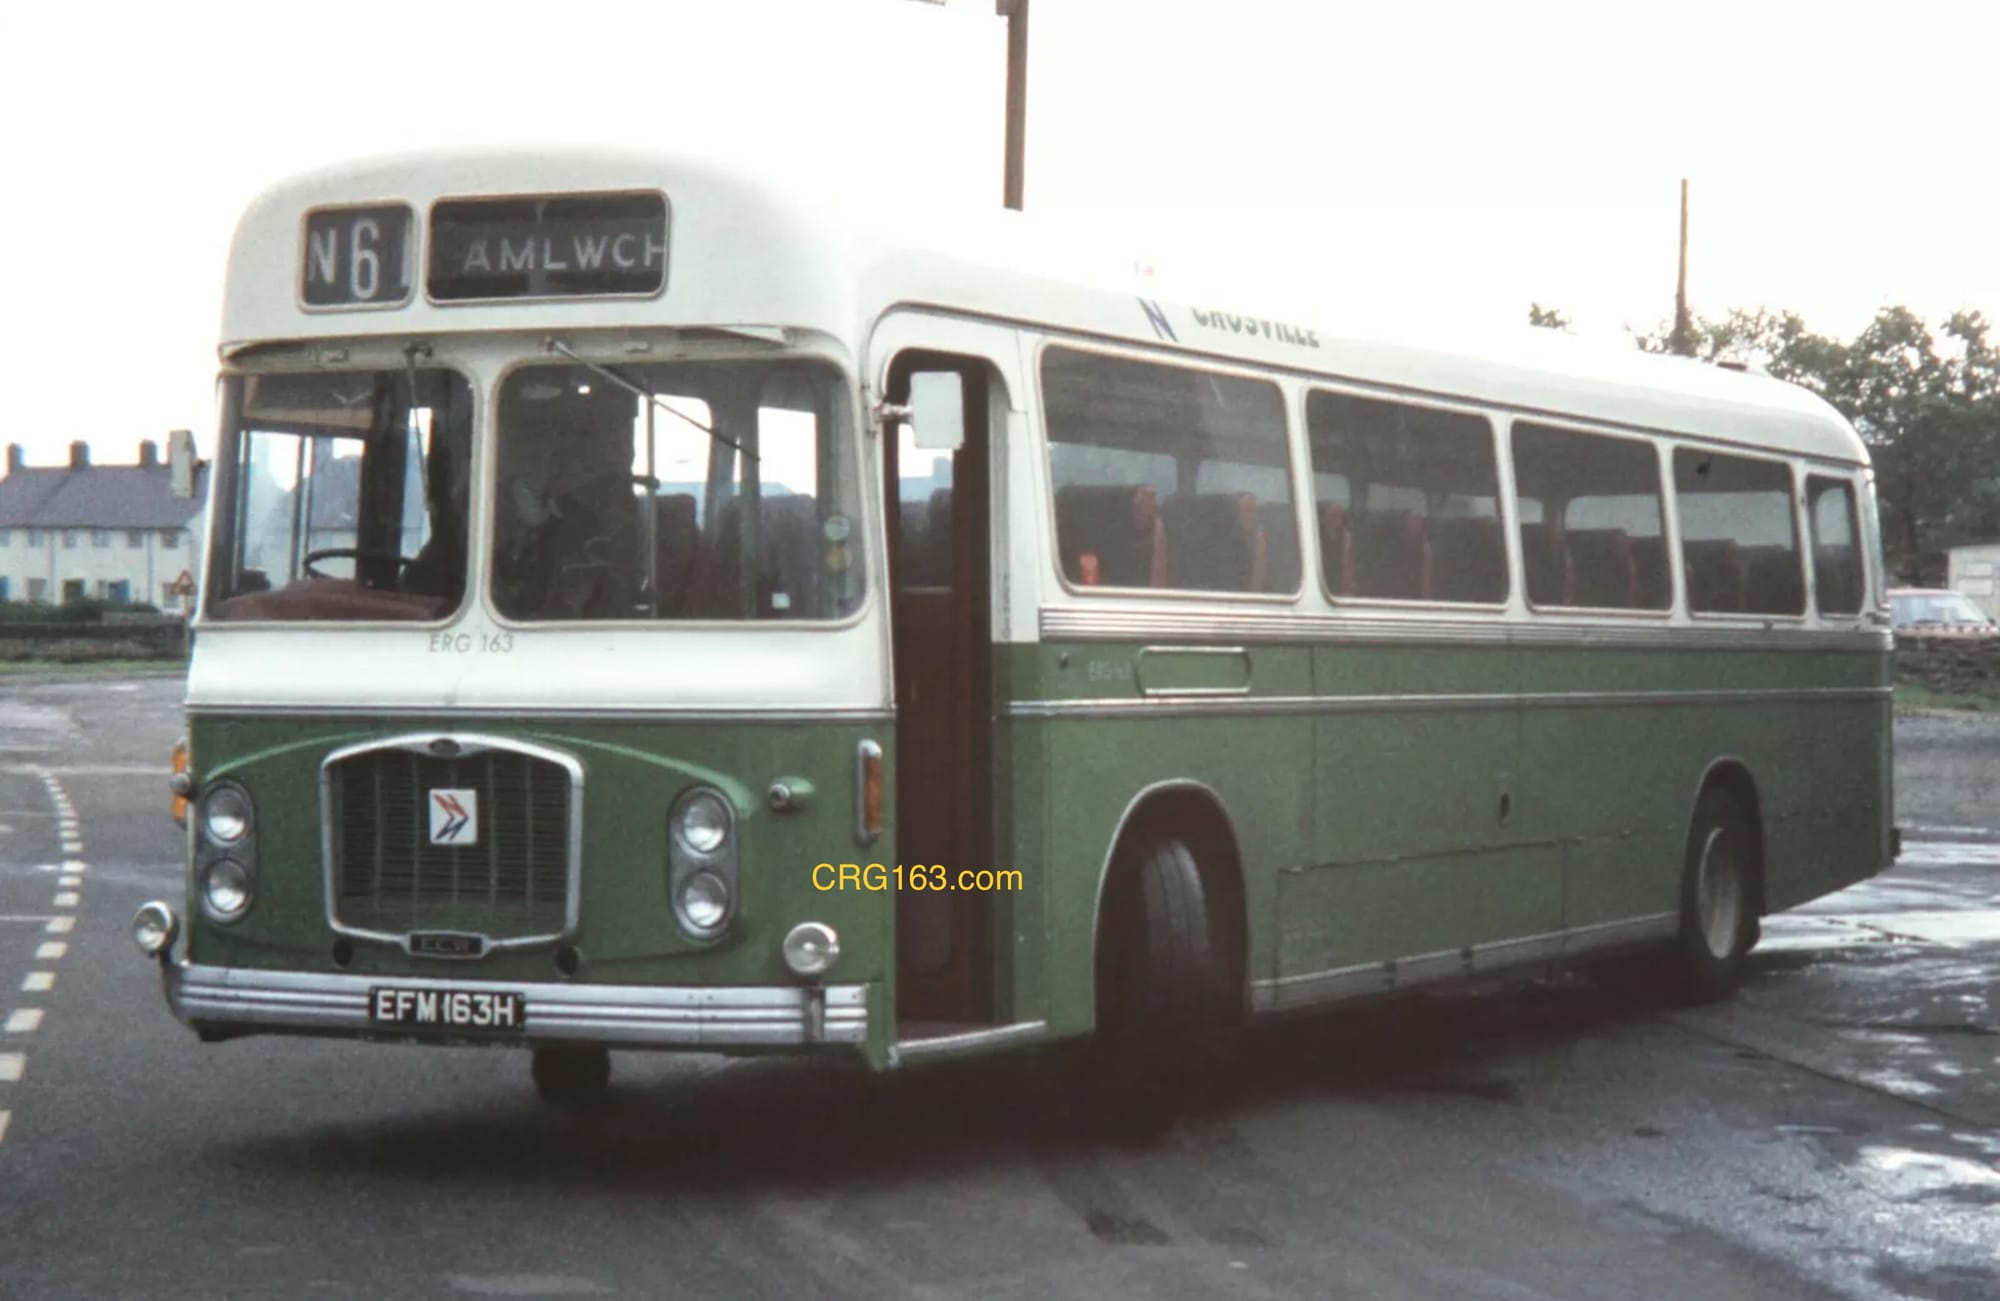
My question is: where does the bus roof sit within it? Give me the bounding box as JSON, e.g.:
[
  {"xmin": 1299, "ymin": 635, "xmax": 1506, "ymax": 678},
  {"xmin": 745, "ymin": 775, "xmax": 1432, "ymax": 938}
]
[{"xmin": 222, "ymin": 146, "xmax": 1869, "ymax": 468}]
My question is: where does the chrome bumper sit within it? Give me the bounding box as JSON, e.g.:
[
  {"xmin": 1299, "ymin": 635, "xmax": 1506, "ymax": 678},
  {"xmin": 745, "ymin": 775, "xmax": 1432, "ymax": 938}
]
[{"xmin": 162, "ymin": 959, "xmax": 869, "ymax": 1049}]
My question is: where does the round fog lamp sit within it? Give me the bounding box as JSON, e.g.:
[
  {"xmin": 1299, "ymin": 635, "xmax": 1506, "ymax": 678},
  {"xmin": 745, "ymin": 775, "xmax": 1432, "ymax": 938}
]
[
  {"xmin": 200, "ymin": 783, "xmax": 253, "ymax": 844},
  {"xmin": 203, "ymin": 859, "xmax": 252, "ymax": 921},
  {"xmin": 675, "ymin": 790, "xmax": 731, "ymax": 856},
  {"xmin": 782, "ymin": 922, "xmax": 840, "ymax": 978},
  {"xmin": 132, "ymin": 901, "xmax": 180, "ymax": 957},
  {"xmin": 679, "ymin": 870, "xmax": 730, "ymax": 932}
]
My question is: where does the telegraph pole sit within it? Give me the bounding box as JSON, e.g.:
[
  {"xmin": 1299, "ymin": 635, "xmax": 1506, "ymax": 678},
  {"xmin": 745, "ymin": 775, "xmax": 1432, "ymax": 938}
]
[
  {"xmin": 1000, "ymin": 0, "xmax": 1029, "ymax": 210},
  {"xmin": 1670, "ymin": 177, "xmax": 1694, "ymax": 356}
]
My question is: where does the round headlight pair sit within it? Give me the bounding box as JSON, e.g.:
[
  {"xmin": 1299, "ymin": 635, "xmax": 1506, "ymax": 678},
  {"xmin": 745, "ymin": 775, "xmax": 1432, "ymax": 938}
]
[
  {"xmin": 200, "ymin": 781, "xmax": 254, "ymax": 845},
  {"xmin": 669, "ymin": 788, "xmax": 736, "ymax": 938}
]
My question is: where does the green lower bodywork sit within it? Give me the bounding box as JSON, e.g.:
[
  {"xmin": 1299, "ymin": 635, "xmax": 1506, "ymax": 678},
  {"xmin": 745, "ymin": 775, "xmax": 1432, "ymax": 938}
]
[{"xmin": 184, "ymin": 636, "xmax": 1891, "ymax": 1072}]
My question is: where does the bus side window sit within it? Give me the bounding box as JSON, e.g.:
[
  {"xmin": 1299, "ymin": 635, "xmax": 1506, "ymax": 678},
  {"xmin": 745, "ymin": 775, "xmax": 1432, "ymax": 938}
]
[
  {"xmin": 1511, "ymin": 422, "xmax": 1667, "ymax": 612},
  {"xmin": 1040, "ymin": 346, "xmax": 1290, "ymax": 595},
  {"xmin": 1674, "ymin": 449, "xmax": 1803, "ymax": 616},
  {"xmin": 1308, "ymin": 391, "xmax": 1504, "ymax": 605},
  {"xmin": 1807, "ymin": 476, "xmax": 1864, "ymax": 616}
]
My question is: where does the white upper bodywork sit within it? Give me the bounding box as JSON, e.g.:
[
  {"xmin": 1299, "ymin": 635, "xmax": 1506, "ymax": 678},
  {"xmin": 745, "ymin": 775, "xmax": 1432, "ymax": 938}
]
[{"xmin": 195, "ymin": 146, "xmax": 1875, "ymax": 715}]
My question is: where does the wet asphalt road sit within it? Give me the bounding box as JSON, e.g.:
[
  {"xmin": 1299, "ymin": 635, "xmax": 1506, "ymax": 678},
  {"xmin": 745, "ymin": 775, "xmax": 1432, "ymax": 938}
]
[{"xmin": 0, "ymin": 677, "xmax": 1994, "ymax": 1301}]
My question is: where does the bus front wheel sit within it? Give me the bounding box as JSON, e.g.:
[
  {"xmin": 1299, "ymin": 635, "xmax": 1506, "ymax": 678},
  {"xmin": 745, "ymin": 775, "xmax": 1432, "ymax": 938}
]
[
  {"xmin": 1675, "ymin": 787, "xmax": 1759, "ymax": 1003},
  {"xmin": 1087, "ymin": 831, "xmax": 1238, "ymax": 1138},
  {"xmin": 531, "ymin": 1046, "xmax": 611, "ymax": 1106}
]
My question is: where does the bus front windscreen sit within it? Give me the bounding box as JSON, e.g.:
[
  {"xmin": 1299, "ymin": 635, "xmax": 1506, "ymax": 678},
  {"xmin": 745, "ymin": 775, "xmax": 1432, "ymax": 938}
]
[
  {"xmin": 491, "ymin": 358, "xmax": 864, "ymax": 622},
  {"xmin": 207, "ymin": 368, "xmax": 473, "ymax": 622}
]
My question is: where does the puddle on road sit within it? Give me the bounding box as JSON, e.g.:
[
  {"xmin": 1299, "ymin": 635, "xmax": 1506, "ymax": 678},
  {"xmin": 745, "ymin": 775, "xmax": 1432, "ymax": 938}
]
[{"xmin": 1856, "ymin": 1147, "xmax": 2000, "ymax": 1198}]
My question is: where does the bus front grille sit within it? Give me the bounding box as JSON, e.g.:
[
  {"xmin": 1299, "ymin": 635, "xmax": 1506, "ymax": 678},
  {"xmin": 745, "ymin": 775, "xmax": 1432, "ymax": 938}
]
[{"xmin": 325, "ymin": 743, "xmax": 574, "ymax": 944}]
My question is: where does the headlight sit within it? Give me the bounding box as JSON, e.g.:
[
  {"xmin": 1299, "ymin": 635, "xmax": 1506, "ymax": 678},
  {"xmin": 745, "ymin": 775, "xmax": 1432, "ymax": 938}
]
[
  {"xmin": 199, "ymin": 781, "xmax": 254, "ymax": 845},
  {"xmin": 783, "ymin": 922, "xmax": 840, "ymax": 978},
  {"xmin": 674, "ymin": 789, "xmax": 731, "ymax": 856},
  {"xmin": 202, "ymin": 858, "xmax": 253, "ymax": 922},
  {"xmin": 132, "ymin": 901, "xmax": 180, "ymax": 957},
  {"xmin": 679, "ymin": 871, "xmax": 731, "ymax": 933}
]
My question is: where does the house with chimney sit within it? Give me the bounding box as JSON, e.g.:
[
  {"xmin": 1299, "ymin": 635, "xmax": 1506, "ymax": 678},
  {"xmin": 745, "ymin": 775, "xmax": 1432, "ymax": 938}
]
[{"xmin": 0, "ymin": 440, "xmax": 208, "ymax": 611}]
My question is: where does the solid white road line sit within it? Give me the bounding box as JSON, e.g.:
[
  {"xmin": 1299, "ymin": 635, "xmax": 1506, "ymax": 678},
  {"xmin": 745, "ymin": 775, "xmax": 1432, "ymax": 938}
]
[
  {"xmin": 44, "ymin": 917, "xmax": 73, "ymax": 935},
  {"xmin": 21, "ymin": 973, "xmax": 53, "ymax": 993},
  {"xmin": 0, "ymin": 916, "xmax": 56, "ymax": 925},
  {"xmin": 5, "ymin": 1009, "xmax": 45, "ymax": 1034},
  {"xmin": 35, "ymin": 942, "xmax": 66, "ymax": 961},
  {"xmin": 0, "ymin": 1053, "xmax": 23, "ymax": 1083}
]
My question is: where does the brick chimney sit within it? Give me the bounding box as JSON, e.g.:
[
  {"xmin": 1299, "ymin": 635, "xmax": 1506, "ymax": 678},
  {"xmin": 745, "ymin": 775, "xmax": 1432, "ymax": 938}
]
[
  {"xmin": 138, "ymin": 439, "xmax": 159, "ymax": 468},
  {"xmin": 4, "ymin": 444, "xmax": 20, "ymax": 475},
  {"xmin": 68, "ymin": 441, "xmax": 90, "ymax": 468}
]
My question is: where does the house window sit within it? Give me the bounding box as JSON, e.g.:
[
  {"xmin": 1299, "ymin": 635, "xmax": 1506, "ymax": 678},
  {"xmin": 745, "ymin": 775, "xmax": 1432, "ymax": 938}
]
[
  {"xmin": 61, "ymin": 530, "xmax": 78, "ymax": 550},
  {"xmin": 26, "ymin": 528, "xmax": 43, "ymax": 547},
  {"xmin": 0, "ymin": 577, "xmax": 10, "ymax": 600},
  {"xmin": 127, "ymin": 529, "xmax": 145, "ymax": 549},
  {"xmin": 27, "ymin": 578, "xmax": 46, "ymax": 601},
  {"xmin": 91, "ymin": 529, "xmax": 111, "ymax": 548},
  {"xmin": 160, "ymin": 528, "xmax": 182, "ymax": 549},
  {"xmin": 0, "ymin": 530, "xmax": 10, "ymax": 547},
  {"xmin": 61, "ymin": 579, "xmax": 84, "ymax": 603}
]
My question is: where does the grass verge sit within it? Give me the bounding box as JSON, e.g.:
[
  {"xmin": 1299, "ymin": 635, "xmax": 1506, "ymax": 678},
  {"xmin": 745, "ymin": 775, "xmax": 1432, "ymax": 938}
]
[{"xmin": 1895, "ymin": 683, "xmax": 2000, "ymax": 715}]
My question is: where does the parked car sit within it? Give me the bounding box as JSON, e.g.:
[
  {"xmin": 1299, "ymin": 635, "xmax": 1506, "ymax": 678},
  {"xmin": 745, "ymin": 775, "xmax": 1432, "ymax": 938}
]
[{"xmin": 1888, "ymin": 587, "xmax": 2000, "ymax": 638}]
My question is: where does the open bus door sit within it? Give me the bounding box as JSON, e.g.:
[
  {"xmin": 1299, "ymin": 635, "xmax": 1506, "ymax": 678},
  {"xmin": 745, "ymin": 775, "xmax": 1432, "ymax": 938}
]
[{"xmin": 874, "ymin": 316, "xmax": 1020, "ymax": 1037}]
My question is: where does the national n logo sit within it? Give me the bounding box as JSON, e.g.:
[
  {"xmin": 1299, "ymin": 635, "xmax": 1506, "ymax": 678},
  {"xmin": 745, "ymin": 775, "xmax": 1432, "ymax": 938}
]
[{"xmin": 428, "ymin": 788, "xmax": 478, "ymax": 846}]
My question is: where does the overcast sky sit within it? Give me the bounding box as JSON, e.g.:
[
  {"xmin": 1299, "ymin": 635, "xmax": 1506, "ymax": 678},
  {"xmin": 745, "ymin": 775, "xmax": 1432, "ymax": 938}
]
[{"xmin": 3, "ymin": 0, "xmax": 1995, "ymax": 466}]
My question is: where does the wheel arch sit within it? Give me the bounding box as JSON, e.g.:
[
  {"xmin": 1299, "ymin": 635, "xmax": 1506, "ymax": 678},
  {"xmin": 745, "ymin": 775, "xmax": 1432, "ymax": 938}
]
[{"xmin": 1087, "ymin": 780, "xmax": 1249, "ymax": 1013}]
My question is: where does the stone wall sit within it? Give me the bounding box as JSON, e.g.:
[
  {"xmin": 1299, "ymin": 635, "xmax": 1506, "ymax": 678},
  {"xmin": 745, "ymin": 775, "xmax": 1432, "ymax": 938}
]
[{"xmin": 1894, "ymin": 633, "xmax": 2000, "ymax": 696}]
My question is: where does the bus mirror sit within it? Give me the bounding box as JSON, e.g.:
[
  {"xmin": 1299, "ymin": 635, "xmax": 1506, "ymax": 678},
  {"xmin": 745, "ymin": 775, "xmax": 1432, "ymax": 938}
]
[
  {"xmin": 167, "ymin": 429, "xmax": 201, "ymax": 499},
  {"xmin": 908, "ymin": 372, "xmax": 966, "ymax": 452}
]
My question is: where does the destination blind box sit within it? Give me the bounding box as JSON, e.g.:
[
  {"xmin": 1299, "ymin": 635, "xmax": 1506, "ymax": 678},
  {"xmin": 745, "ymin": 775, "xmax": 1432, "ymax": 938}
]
[{"xmin": 428, "ymin": 191, "xmax": 668, "ymax": 301}]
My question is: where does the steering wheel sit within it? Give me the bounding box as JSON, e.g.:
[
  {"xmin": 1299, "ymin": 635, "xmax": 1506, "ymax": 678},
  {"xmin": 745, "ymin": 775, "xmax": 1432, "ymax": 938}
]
[{"xmin": 302, "ymin": 547, "xmax": 416, "ymax": 581}]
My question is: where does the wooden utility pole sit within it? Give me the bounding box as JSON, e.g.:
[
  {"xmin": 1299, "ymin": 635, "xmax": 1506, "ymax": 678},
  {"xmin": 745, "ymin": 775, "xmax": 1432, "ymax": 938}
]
[
  {"xmin": 1001, "ymin": 0, "xmax": 1029, "ymax": 210},
  {"xmin": 1670, "ymin": 178, "xmax": 1694, "ymax": 356}
]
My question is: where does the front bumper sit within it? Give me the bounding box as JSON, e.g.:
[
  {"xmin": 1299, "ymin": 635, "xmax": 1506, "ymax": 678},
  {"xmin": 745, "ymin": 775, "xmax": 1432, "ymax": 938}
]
[{"xmin": 161, "ymin": 958, "xmax": 869, "ymax": 1050}]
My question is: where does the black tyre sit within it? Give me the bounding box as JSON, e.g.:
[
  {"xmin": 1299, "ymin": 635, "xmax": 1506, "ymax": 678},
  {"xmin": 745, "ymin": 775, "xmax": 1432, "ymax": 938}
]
[
  {"xmin": 1675, "ymin": 787, "xmax": 1759, "ymax": 1003},
  {"xmin": 531, "ymin": 1046, "xmax": 611, "ymax": 1107},
  {"xmin": 1086, "ymin": 832, "xmax": 1240, "ymax": 1140}
]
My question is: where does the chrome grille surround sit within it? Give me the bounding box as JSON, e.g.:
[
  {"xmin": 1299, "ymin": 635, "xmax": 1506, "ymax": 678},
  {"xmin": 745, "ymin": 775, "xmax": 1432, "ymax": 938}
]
[{"xmin": 320, "ymin": 733, "xmax": 583, "ymax": 955}]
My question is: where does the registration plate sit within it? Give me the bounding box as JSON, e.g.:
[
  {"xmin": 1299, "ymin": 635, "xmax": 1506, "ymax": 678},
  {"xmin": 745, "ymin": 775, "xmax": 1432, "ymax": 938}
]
[{"xmin": 368, "ymin": 986, "xmax": 524, "ymax": 1031}]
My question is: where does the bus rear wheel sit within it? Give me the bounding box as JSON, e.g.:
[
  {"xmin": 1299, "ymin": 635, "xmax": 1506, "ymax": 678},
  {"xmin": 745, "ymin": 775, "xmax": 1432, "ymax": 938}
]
[
  {"xmin": 1086, "ymin": 831, "xmax": 1238, "ymax": 1140},
  {"xmin": 531, "ymin": 1046, "xmax": 611, "ymax": 1107},
  {"xmin": 1675, "ymin": 787, "xmax": 1759, "ymax": 1003}
]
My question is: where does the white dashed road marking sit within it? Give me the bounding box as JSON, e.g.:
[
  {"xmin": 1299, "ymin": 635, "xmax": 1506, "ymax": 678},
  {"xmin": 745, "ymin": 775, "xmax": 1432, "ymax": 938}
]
[{"xmin": 6, "ymin": 767, "xmax": 85, "ymax": 1148}]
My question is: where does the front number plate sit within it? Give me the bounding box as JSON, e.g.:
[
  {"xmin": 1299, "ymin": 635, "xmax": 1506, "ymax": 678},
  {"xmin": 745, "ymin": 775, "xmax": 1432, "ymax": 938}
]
[{"xmin": 369, "ymin": 986, "xmax": 524, "ymax": 1032}]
